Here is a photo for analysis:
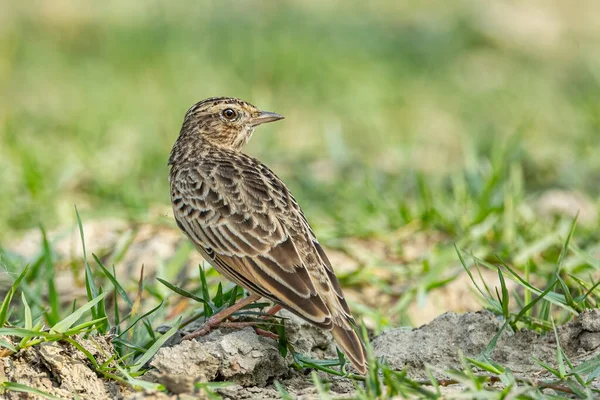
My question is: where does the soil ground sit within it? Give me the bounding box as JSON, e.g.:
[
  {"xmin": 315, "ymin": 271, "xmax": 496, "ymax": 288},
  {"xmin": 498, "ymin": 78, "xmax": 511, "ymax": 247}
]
[
  {"xmin": 3, "ymin": 309, "xmax": 600, "ymax": 399},
  {"xmin": 2, "ymin": 221, "xmax": 599, "ymax": 399}
]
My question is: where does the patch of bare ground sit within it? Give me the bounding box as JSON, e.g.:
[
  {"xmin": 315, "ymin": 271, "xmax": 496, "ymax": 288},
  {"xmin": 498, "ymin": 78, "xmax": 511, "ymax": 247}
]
[
  {"xmin": 3, "ymin": 217, "xmax": 599, "ymax": 398},
  {"xmin": 1, "ymin": 335, "xmax": 133, "ymax": 399},
  {"xmin": 2, "ymin": 300, "xmax": 599, "ymax": 398}
]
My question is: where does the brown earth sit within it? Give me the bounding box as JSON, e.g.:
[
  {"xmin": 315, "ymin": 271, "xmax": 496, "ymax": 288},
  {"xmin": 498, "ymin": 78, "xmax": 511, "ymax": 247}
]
[
  {"xmin": 2, "ymin": 216, "xmax": 599, "ymax": 398},
  {"xmin": 2, "ymin": 309, "xmax": 600, "ymax": 399}
]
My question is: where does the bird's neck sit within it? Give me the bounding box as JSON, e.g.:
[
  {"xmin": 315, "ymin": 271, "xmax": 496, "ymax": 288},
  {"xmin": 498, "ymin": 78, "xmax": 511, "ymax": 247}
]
[
  {"xmin": 168, "ymin": 128, "xmax": 209, "ymax": 166},
  {"xmin": 168, "ymin": 127, "xmax": 249, "ymax": 167}
]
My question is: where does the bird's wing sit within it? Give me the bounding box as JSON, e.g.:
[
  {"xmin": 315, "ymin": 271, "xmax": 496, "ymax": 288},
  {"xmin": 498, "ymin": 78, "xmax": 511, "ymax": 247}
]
[{"xmin": 171, "ymin": 155, "xmax": 341, "ymax": 328}]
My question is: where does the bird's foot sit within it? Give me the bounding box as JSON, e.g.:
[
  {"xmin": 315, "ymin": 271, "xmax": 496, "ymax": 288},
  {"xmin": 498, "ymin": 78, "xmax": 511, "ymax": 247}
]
[
  {"xmin": 182, "ymin": 318, "xmax": 279, "ymax": 341},
  {"xmin": 181, "ymin": 299, "xmax": 282, "ymax": 341},
  {"xmin": 181, "ymin": 294, "xmax": 262, "ymax": 341},
  {"xmin": 181, "ymin": 314, "xmax": 222, "ymax": 340}
]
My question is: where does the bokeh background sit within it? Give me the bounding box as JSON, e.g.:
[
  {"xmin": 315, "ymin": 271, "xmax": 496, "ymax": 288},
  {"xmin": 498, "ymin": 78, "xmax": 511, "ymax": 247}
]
[{"xmin": 2, "ymin": 0, "xmax": 599, "ymax": 239}]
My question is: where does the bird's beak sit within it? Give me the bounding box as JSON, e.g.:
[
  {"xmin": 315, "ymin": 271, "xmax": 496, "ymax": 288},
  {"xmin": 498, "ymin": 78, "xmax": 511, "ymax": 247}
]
[{"xmin": 251, "ymin": 111, "xmax": 284, "ymax": 126}]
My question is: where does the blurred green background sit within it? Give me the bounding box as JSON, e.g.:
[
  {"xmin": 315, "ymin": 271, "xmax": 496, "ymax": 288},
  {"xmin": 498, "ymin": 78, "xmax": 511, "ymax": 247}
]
[{"xmin": 1, "ymin": 0, "xmax": 599, "ymax": 239}]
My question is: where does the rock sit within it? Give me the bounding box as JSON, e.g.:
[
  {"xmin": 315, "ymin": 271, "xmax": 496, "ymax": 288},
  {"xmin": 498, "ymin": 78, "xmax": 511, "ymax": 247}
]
[
  {"xmin": 1, "ymin": 336, "xmax": 125, "ymax": 400},
  {"xmin": 278, "ymin": 310, "xmax": 337, "ymax": 360},
  {"xmin": 580, "ymin": 309, "xmax": 600, "ymax": 332},
  {"xmin": 198, "ymin": 328, "xmax": 288, "ymax": 387},
  {"xmin": 149, "ymin": 328, "xmax": 287, "ymax": 388},
  {"xmin": 150, "ymin": 340, "xmax": 219, "ymax": 384},
  {"xmin": 558, "ymin": 309, "xmax": 600, "ymax": 354},
  {"xmin": 37, "ymin": 342, "xmax": 110, "ymax": 398},
  {"xmin": 579, "ymin": 332, "xmax": 600, "ymax": 352},
  {"xmin": 2, "ymin": 347, "xmax": 75, "ymax": 400},
  {"xmin": 372, "ymin": 310, "xmax": 556, "ymax": 378}
]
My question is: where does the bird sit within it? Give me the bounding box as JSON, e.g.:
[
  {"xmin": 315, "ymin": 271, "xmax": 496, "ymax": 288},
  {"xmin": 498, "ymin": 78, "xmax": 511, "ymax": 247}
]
[{"xmin": 168, "ymin": 96, "xmax": 367, "ymax": 374}]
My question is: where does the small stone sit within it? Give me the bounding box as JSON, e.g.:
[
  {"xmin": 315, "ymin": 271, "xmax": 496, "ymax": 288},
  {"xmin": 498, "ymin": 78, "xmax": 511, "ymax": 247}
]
[
  {"xmin": 579, "ymin": 332, "xmax": 600, "ymax": 352},
  {"xmin": 196, "ymin": 328, "xmax": 288, "ymax": 387},
  {"xmin": 150, "ymin": 339, "xmax": 219, "ymax": 383},
  {"xmin": 155, "ymin": 373, "xmax": 195, "ymax": 394},
  {"xmin": 580, "ymin": 309, "xmax": 600, "ymax": 332}
]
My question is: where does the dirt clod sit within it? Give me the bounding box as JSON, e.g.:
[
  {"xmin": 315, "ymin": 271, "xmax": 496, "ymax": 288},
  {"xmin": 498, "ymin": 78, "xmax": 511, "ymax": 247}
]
[
  {"xmin": 150, "ymin": 339, "xmax": 219, "ymax": 385},
  {"xmin": 580, "ymin": 309, "xmax": 600, "ymax": 332},
  {"xmin": 148, "ymin": 328, "xmax": 287, "ymax": 388},
  {"xmin": 373, "ymin": 309, "xmax": 600, "ymax": 382},
  {"xmin": 372, "ymin": 310, "xmax": 557, "ymax": 378},
  {"xmin": 559, "ymin": 309, "xmax": 600, "ymax": 354},
  {"xmin": 1, "ymin": 336, "xmax": 125, "ymax": 400},
  {"xmin": 198, "ymin": 327, "xmax": 288, "ymax": 386},
  {"xmin": 38, "ymin": 342, "xmax": 110, "ymax": 397},
  {"xmin": 278, "ymin": 310, "xmax": 337, "ymax": 360}
]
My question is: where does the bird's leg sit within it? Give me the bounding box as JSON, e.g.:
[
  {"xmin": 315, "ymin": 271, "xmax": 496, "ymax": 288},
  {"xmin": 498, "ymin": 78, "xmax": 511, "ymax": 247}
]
[
  {"xmin": 264, "ymin": 304, "xmax": 282, "ymax": 316},
  {"xmin": 248, "ymin": 305, "xmax": 283, "ymax": 340},
  {"xmin": 182, "ymin": 294, "xmax": 261, "ymax": 340}
]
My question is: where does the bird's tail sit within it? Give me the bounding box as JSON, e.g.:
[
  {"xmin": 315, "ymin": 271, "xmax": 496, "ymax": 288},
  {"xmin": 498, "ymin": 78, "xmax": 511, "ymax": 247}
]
[{"xmin": 331, "ymin": 322, "xmax": 368, "ymax": 375}]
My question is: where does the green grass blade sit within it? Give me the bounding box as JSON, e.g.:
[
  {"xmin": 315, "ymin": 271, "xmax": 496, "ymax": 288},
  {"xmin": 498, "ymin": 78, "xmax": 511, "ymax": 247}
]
[
  {"xmin": 497, "ymin": 267, "xmax": 509, "ymax": 320},
  {"xmin": 129, "ymin": 316, "xmax": 181, "ymax": 373},
  {"xmin": 274, "ymin": 380, "xmax": 295, "ymax": 400},
  {"xmin": 0, "ymin": 327, "xmax": 58, "ymax": 339},
  {"xmin": 557, "ymin": 214, "xmax": 578, "ymax": 272},
  {"xmin": 214, "ymin": 283, "xmax": 224, "ymax": 308},
  {"xmin": 533, "ymin": 357, "xmax": 560, "ymax": 377},
  {"xmin": 277, "ymin": 319, "xmax": 288, "ymax": 358},
  {"xmin": 524, "ymin": 261, "xmax": 532, "ymax": 318},
  {"xmin": 21, "ymin": 292, "xmax": 32, "ymax": 330},
  {"xmin": 63, "ymin": 318, "xmax": 109, "ymax": 336},
  {"xmin": 0, "ymin": 338, "xmax": 17, "ymax": 352},
  {"xmin": 228, "ymin": 285, "xmax": 240, "ymax": 307},
  {"xmin": 572, "ymin": 275, "xmax": 600, "ymax": 307},
  {"xmin": 455, "ymin": 246, "xmax": 500, "ymax": 312},
  {"xmin": 551, "ymin": 317, "xmax": 566, "ymax": 378},
  {"xmin": 142, "ymin": 319, "xmax": 156, "ymax": 342},
  {"xmin": 114, "ymin": 363, "xmax": 163, "ymax": 390},
  {"xmin": 116, "ymin": 300, "xmax": 164, "ymax": 339},
  {"xmin": 112, "ymin": 265, "xmax": 121, "ymax": 338},
  {"xmin": 25, "ymin": 255, "xmax": 44, "ymax": 285},
  {"xmin": 495, "ymin": 256, "xmax": 578, "ymax": 314},
  {"xmin": 478, "ymin": 319, "xmax": 511, "ymax": 361},
  {"xmin": 570, "ymin": 354, "xmax": 600, "ymax": 380},
  {"xmin": 94, "ymin": 286, "xmax": 109, "ymax": 334},
  {"xmin": 0, "ymin": 265, "xmax": 29, "ymax": 327},
  {"xmin": 50, "ymin": 292, "xmax": 108, "ymax": 334},
  {"xmin": 93, "ymin": 253, "xmax": 134, "ymax": 307},
  {"xmin": 539, "ymin": 300, "xmax": 551, "ymax": 322},
  {"xmin": 156, "ymin": 277, "xmax": 210, "ymax": 306},
  {"xmin": 1, "ymin": 382, "xmax": 64, "ymax": 400},
  {"xmin": 75, "ymin": 206, "xmax": 99, "ymax": 303},
  {"xmin": 199, "ymin": 265, "xmax": 212, "ymax": 317},
  {"xmin": 466, "ymin": 357, "xmax": 504, "ymax": 374},
  {"xmin": 512, "ymin": 279, "xmax": 559, "ymax": 326},
  {"xmin": 556, "ymin": 274, "xmax": 577, "ymax": 310},
  {"xmin": 455, "ymin": 245, "xmax": 484, "ymax": 296},
  {"xmin": 40, "ymin": 226, "xmax": 59, "ymax": 325}
]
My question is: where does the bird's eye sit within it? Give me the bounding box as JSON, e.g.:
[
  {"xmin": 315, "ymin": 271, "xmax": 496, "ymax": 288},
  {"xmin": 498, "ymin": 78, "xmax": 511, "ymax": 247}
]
[{"xmin": 222, "ymin": 108, "xmax": 237, "ymax": 120}]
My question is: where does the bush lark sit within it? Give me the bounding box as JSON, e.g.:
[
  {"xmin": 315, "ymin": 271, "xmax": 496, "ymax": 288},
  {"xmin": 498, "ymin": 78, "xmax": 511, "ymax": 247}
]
[{"xmin": 168, "ymin": 97, "xmax": 367, "ymax": 374}]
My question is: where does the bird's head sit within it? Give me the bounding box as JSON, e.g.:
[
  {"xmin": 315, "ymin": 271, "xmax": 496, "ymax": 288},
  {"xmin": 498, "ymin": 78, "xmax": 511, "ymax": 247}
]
[{"xmin": 180, "ymin": 97, "xmax": 284, "ymax": 151}]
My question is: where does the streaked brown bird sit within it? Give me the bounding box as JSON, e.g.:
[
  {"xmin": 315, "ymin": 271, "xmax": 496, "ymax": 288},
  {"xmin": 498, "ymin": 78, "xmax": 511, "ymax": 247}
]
[{"xmin": 168, "ymin": 97, "xmax": 367, "ymax": 374}]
